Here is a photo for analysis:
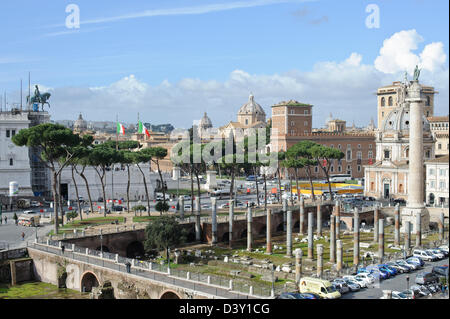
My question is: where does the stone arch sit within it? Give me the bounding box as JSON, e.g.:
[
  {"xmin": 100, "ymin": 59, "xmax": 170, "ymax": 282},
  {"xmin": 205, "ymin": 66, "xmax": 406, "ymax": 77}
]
[
  {"xmin": 222, "ymin": 232, "xmax": 230, "ymax": 243},
  {"xmin": 381, "ymin": 97, "xmax": 385, "ymax": 107},
  {"xmin": 126, "ymin": 241, "xmax": 145, "ymax": 259},
  {"xmin": 160, "ymin": 290, "xmax": 181, "ymax": 299},
  {"xmin": 258, "ymin": 225, "xmax": 266, "ymax": 236},
  {"xmin": 80, "ymin": 271, "xmax": 100, "ymax": 293},
  {"xmin": 388, "ymin": 96, "xmax": 393, "ymax": 106},
  {"xmin": 276, "ymin": 223, "xmax": 284, "ymax": 232},
  {"xmin": 96, "ymin": 245, "xmax": 110, "ymax": 253}
]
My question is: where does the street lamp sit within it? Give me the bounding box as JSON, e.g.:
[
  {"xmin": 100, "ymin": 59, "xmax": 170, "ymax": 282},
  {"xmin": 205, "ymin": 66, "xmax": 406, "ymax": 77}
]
[{"xmin": 406, "ymin": 276, "xmax": 410, "ymax": 291}]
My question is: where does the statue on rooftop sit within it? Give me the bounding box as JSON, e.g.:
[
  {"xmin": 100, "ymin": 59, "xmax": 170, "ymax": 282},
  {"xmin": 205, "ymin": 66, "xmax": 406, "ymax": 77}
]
[
  {"xmin": 413, "ymin": 65, "xmax": 421, "ymax": 81},
  {"xmin": 27, "ymin": 85, "xmax": 51, "ymax": 112}
]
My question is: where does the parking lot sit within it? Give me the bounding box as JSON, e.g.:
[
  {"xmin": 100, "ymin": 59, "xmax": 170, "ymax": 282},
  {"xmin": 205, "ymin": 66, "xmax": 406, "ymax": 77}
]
[{"xmin": 341, "ymin": 257, "xmax": 449, "ymax": 299}]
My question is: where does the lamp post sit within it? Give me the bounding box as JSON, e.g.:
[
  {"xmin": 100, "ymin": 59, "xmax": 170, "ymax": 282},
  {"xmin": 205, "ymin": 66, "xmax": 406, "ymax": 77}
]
[{"xmin": 406, "ymin": 276, "xmax": 410, "ymax": 291}]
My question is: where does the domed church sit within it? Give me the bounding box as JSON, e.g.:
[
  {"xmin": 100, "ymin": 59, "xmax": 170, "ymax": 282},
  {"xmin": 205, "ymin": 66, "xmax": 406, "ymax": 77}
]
[{"xmin": 364, "ymin": 80, "xmax": 436, "ymax": 201}]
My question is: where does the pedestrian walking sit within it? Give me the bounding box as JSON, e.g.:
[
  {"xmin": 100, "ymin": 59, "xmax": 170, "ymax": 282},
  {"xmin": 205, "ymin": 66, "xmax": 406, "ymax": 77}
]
[
  {"xmin": 13, "ymin": 213, "xmax": 18, "ymax": 225},
  {"xmin": 21, "ymin": 232, "xmax": 25, "ymax": 241},
  {"xmin": 126, "ymin": 261, "xmax": 131, "ymax": 273},
  {"xmin": 61, "ymin": 245, "xmax": 65, "ymax": 254},
  {"xmin": 4, "ymin": 216, "xmax": 7, "ymax": 224}
]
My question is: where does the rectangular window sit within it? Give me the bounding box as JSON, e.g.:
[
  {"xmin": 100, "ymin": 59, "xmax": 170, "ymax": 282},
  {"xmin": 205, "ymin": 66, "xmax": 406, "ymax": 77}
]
[
  {"xmin": 440, "ymin": 169, "xmax": 445, "ymax": 176},
  {"xmin": 438, "ymin": 144, "xmax": 442, "ymax": 150},
  {"xmin": 358, "ymin": 144, "xmax": 361, "ymax": 149},
  {"xmin": 384, "ymin": 150, "xmax": 390, "ymax": 159},
  {"xmin": 304, "ymin": 130, "xmax": 308, "ymax": 134},
  {"xmin": 357, "ymin": 151, "xmax": 362, "ymax": 160},
  {"xmin": 368, "ymin": 151, "xmax": 373, "ymax": 159},
  {"xmin": 291, "ymin": 121, "xmax": 295, "ymax": 127},
  {"xmin": 6, "ymin": 130, "xmax": 10, "ymax": 138},
  {"xmin": 11, "ymin": 130, "xmax": 16, "ymax": 136},
  {"xmin": 369, "ymin": 144, "xmax": 373, "ymax": 149},
  {"xmin": 304, "ymin": 110, "xmax": 309, "ymax": 115},
  {"xmin": 431, "ymin": 181, "xmax": 436, "ymax": 189},
  {"xmin": 9, "ymin": 158, "xmax": 13, "ymax": 166},
  {"xmin": 347, "ymin": 150, "xmax": 352, "ymax": 161},
  {"xmin": 338, "ymin": 166, "xmax": 342, "ymax": 172},
  {"xmin": 304, "ymin": 121, "xmax": 308, "ymax": 126},
  {"xmin": 439, "ymin": 181, "xmax": 445, "ymax": 190},
  {"xmin": 357, "ymin": 165, "xmax": 361, "ymax": 172},
  {"xmin": 430, "ymin": 168, "xmax": 435, "ymax": 175},
  {"xmin": 314, "ymin": 166, "xmax": 318, "ymax": 173}
]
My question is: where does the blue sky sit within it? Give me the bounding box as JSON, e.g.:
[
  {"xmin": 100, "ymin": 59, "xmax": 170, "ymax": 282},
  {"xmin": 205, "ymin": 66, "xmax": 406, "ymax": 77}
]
[{"xmin": 0, "ymin": 0, "xmax": 448, "ymax": 128}]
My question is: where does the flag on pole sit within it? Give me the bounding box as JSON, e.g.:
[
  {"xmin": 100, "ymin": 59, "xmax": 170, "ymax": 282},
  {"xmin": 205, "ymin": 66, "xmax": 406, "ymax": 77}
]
[
  {"xmin": 117, "ymin": 122, "xmax": 125, "ymax": 135},
  {"xmin": 138, "ymin": 121, "xmax": 150, "ymax": 138}
]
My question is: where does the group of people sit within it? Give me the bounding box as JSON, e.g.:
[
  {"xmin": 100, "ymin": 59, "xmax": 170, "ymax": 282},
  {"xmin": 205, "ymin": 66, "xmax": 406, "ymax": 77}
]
[{"xmin": 0, "ymin": 214, "xmax": 19, "ymax": 225}]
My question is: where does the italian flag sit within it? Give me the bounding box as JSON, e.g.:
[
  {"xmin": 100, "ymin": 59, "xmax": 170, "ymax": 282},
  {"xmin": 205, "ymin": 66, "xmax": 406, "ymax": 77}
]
[
  {"xmin": 138, "ymin": 121, "xmax": 150, "ymax": 137},
  {"xmin": 117, "ymin": 122, "xmax": 125, "ymax": 135}
]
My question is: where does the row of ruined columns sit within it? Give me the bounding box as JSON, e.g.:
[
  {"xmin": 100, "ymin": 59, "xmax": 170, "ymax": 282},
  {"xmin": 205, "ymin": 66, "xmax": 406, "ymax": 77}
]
[{"xmin": 187, "ymin": 196, "xmax": 446, "ymax": 276}]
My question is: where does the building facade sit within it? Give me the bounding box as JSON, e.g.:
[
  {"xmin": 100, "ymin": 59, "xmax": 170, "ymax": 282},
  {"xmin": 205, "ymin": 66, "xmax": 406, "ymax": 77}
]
[
  {"xmin": 425, "ymin": 155, "xmax": 449, "ymax": 206},
  {"xmin": 377, "ymin": 80, "xmax": 437, "ymax": 129},
  {"xmin": 428, "ymin": 115, "xmax": 449, "ymax": 156}
]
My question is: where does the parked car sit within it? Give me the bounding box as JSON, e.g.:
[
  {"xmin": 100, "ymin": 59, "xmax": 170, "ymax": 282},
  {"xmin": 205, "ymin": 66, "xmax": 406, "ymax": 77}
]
[
  {"xmin": 386, "ymin": 261, "xmax": 410, "ymax": 273},
  {"xmin": 436, "ymin": 247, "xmax": 449, "ymax": 257},
  {"xmin": 399, "ymin": 290, "xmax": 415, "ymax": 299},
  {"xmin": 395, "ymin": 259, "xmax": 417, "ymax": 271},
  {"xmin": 331, "ymin": 283, "xmax": 349, "ymax": 295},
  {"xmin": 426, "ymin": 249, "xmax": 445, "ymax": 260},
  {"xmin": 409, "ymin": 285, "xmax": 429, "ymax": 298},
  {"xmin": 378, "ymin": 264, "xmax": 397, "ymax": 276},
  {"xmin": 413, "ymin": 249, "xmax": 437, "ymax": 262},
  {"xmin": 343, "ymin": 279, "xmax": 361, "ymax": 292},
  {"xmin": 391, "ymin": 291, "xmax": 409, "ymax": 299},
  {"xmin": 354, "ymin": 273, "xmax": 375, "ymax": 285},
  {"xmin": 415, "ymin": 272, "xmax": 439, "ymax": 285},
  {"xmin": 407, "ymin": 256, "xmax": 425, "ymax": 267},
  {"xmin": 432, "ymin": 266, "xmax": 449, "ymax": 278},
  {"xmin": 112, "ymin": 205, "xmax": 124, "ymax": 212},
  {"xmin": 438, "ymin": 245, "xmax": 449, "ymax": 254}
]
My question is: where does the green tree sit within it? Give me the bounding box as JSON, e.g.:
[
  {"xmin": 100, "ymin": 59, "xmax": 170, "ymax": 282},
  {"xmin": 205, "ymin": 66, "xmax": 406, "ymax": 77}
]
[
  {"xmin": 310, "ymin": 144, "xmax": 345, "ymax": 200},
  {"xmin": 144, "ymin": 216, "xmax": 187, "ymax": 264},
  {"xmin": 286, "ymin": 141, "xmax": 319, "ymax": 201},
  {"xmin": 148, "ymin": 147, "xmax": 169, "ymax": 206},
  {"xmin": 155, "ymin": 201, "xmax": 170, "ymax": 215},
  {"xmin": 12, "ymin": 123, "xmax": 83, "ymax": 234}
]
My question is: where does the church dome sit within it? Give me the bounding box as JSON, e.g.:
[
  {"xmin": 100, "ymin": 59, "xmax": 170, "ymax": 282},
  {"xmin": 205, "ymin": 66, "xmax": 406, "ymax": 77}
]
[
  {"xmin": 74, "ymin": 113, "xmax": 88, "ymax": 132},
  {"xmin": 238, "ymin": 94, "xmax": 266, "ymax": 117},
  {"xmin": 199, "ymin": 112, "xmax": 213, "ymax": 129},
  {"xmin": 381, "ymin": 107, "xmax": 430, "ymax": 133}
]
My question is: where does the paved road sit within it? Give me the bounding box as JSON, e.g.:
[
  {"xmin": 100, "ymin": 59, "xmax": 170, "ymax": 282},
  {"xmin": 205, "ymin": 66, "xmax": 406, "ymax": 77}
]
[
  {"xmin": 341, "ymin": 258, "xmax": 449, "ymax": 299},
  {"xmin": 0, "ymin": 221, "xmax": 53, "ymax": 250}
]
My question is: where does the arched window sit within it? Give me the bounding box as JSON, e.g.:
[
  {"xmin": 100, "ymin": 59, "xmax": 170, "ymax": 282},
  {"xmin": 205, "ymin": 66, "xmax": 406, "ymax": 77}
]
[
  {"xmin": 388, "ymin": 96, "xmax": 393, "ymax": 106},
  {"xmin": 399, "ymin": 184, "xmax": 404, "ymax": 193},
  {"xmin": 381, "ymin": 97, "xmax": 385, "ymax": 107},
  {"xmin": 405, "ymin": 148, "xmax": 409, "ymax": 158},
  {"xmin": 426, "ymin": 96, "xmax": 431, "ymax": 106}
]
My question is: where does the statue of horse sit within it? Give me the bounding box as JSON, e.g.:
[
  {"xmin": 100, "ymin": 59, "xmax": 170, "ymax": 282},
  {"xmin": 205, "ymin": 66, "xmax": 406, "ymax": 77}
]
[{"xmin": 27, "ymin": 85, "xmax": 51, "ymax": 111}]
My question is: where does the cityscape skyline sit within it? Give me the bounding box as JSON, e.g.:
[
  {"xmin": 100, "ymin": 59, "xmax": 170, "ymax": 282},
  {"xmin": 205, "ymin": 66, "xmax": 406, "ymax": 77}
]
[{"xmin": 1, "ymin": 1, "xmax": 448, "ymax": 129}]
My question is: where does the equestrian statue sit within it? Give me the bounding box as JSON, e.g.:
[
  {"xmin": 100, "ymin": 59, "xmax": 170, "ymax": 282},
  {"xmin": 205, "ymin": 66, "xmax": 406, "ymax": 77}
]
[{"xmin": 27, "ymin": 85, "xmax": 51, "ymax": 111}]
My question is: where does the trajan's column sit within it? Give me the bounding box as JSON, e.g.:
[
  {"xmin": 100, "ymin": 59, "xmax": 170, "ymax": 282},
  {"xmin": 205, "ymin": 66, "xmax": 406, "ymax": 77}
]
[{"xmin": 401, "ymin": 76, "xmax": 430, "ymax": 233}]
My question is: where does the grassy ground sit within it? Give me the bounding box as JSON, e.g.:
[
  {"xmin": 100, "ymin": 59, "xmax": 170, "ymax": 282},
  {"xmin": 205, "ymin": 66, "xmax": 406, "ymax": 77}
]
[
  {"xmin": 166, "ymin": 189, "xmax": 207, "ymax": 196},
  {"xmin": 0, "ymin": 281, "xmax": 89, "ymax": 299},
  {"xmin": 48, "ymin": 216, "xmax": 125, "ymax": 235}
]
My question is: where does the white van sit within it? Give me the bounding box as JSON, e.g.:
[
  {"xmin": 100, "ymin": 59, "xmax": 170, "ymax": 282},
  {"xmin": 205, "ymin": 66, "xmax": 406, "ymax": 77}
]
[
  {"xmin": 299, "ymin": 277, "xmax": 341, "ymax": 299},
  {"xmin": 413, "ymin": 249, "xmax": 437, "ymax": 262}
]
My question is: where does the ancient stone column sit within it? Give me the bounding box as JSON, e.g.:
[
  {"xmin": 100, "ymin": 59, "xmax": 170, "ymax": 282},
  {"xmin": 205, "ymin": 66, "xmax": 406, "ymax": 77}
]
[
  {"xmin": 317, "ymin": 244, "xmax": 324, "ymax": 278},
  {"xmin": 406, "ymin": 81, "xmax": 426, "ymax": 211},
  {"xmin": 195, "ymin": 197, "xmax": 201, "ymax": 241},
  {"xmin": 353, "ymin": 208, "xmax": 360, "ymax": 267},
  {"xmin": 394, "ymin": 204, "xmax": 400, "ymax": 246},
  {"xmin": 405, "ymin": 221, "xmax": 411, "ymax": 253},
  {"xmin": 317, "ymin": 203, "xmax": 322, "ymax": 236},
  {"xmin": 373, "ymin": 205, "xmax": 379, "ymax": 243},
  {"xmin": 336, "ymin": 240, "xmax": 343, "ymax": 272},
  {"xmin": 439, "ymin": 212, "xmax": 444, "ymax": 242},
  {"xmin": 282, "ymin": 198, "xmax": 288, "ymax": 232},
  {"xmin": 266, "ymin": 209, "xmax": 272, "ymax": 254},
  {"xmin": 247, "ymin": 207, "xmax": 253, "ymax": 252},
  {"xmin": 295, "ymin": 249, "xmax": 303, "ymax": 285},
  {"xmin": 229, "ymin": 200, "xmax": 235, "ymax": 248},
  {"xmin": 330, "ymin": 215, "xmax": 336, "ymax": 263},
  {"xmin": 179, "ymin": 196, "xmax": 185, "ymax": 219},
  {"xmin": 308, "ymin": 212, "xmax": 314, "ymax": 259},
  {"xmin": 211, "ymin": 197, "xmax": 217, "ymax": 245},
  {"xmin": 299, "ymin": 197, "xmax": 305, "ymax": 236},
  {"xmin": 378, "ymin": 219, "xmax": 384, "ymax": 262},
  {"xmin": 286, "ymin": 210, "xmax": 293, "ymax": 257},
  {"xmin": 415, "ymin": 212, "xmax": 421, "ymax": 247},
  {"xmin": 335, "ymin": 200, "xmax": 341, "ymax": 240}
]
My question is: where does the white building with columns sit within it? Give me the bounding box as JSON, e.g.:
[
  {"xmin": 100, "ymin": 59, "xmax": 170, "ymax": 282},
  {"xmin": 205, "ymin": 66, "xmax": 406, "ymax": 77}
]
[{"xmin": 425, "ymin": 155, "xmax": 449, "ymax": 206}]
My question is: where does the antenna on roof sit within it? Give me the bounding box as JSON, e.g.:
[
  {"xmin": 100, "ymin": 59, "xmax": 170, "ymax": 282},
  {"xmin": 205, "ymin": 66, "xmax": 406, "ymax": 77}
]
[
  {"xmin": 20, "ymin": 79, "xmax": 23, "ymax": 111},
  {"xmin": 28, "ymin": 72, "xmax": 31, "ymax": 110}
]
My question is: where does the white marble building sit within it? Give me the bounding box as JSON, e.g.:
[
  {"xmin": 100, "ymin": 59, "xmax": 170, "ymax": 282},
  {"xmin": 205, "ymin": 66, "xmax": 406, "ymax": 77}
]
[
  {"xmin": 0, "ymin": 111, "xmax": 33, "ymax": 196},
  {"xmin": 425, "ymin": 155, "xmax": 449, "ymax": 206}
]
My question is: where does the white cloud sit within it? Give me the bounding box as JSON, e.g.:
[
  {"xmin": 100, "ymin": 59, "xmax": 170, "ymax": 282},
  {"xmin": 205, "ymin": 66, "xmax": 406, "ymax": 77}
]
[
  {"xmin": 43, "ymin": 30, "xmax": 447, "ymax": 130},
  {"xmin": 374, "ymin": 29, "xmax": 447, "ymax": 75}
]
